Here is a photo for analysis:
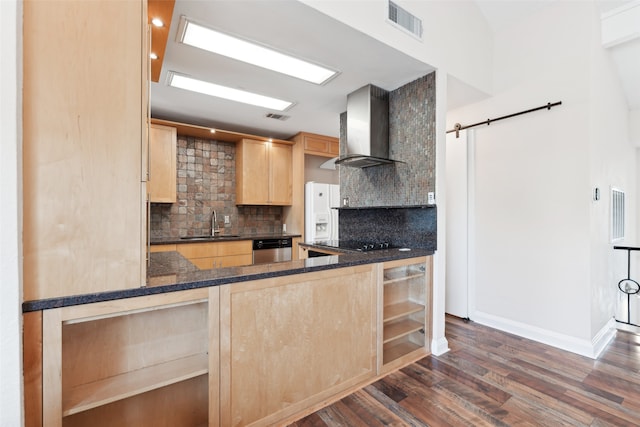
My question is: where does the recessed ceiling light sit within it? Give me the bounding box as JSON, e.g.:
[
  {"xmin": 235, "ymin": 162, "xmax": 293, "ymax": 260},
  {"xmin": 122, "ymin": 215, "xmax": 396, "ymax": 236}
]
[
  {"xmin": 150, "ymin": 52, "xmax": 158, "ymax": 60},
  {"xmin": 178, "ymin": 18, "xmax": 339, "ymax": 85},
  {"xmin": 151, "ymin": 18, "xmax": 164, "ymax": 27},
  {"xmin": 168, "ymin": 73, "xmax": 293, "ymax": 111}
]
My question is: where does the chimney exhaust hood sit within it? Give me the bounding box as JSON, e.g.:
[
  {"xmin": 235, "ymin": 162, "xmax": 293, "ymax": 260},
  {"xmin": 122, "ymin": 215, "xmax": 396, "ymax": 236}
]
[{"xmin": 335, "ymin": 84, "xmax": 395, "ymax": 168}]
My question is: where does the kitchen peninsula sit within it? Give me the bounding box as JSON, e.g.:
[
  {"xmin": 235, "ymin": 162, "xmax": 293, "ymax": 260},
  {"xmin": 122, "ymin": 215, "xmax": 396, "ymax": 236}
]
[{"xmin": 24, "ymin": 246, "xmax": 433, "ymax": 427}]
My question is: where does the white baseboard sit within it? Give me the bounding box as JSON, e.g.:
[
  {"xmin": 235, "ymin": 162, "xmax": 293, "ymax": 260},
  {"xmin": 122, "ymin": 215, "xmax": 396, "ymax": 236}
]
[
  {"xmin": 431, "ymin": 336, "xmax": 450, "ymax": 356},
  {"xmin": 472, "ymin": 311, "xmax": 616, "ymax": 359}
]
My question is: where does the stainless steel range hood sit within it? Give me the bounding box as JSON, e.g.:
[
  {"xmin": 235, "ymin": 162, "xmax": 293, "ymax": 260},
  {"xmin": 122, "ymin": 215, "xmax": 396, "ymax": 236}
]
[{"xmin": 335, "ymin": 84, "xmax": 394, "ymax": 168}]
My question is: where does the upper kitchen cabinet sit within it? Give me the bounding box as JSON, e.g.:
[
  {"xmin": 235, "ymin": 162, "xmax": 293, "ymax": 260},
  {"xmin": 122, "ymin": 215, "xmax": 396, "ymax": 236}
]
[
  {"xmin": 149, "ymin": 123, "xmax": 177, "ymax": 203},
  {"xmin": 295, "ymin": 132, "xmax": 339, "ymax": 158},
  {"xmin": 236, "ymin": 139, "xmax": 292, "ymax": 206},
  {"xmin": 22, "ymin": 0, "xmax": 148, "ymax": 300}
]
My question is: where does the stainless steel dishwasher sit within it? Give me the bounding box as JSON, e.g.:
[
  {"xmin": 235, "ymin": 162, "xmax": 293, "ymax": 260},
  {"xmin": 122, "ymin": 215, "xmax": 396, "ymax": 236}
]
[{"xmin": 252, "ymin": 238, "xmax": 292, "ymax": 264}]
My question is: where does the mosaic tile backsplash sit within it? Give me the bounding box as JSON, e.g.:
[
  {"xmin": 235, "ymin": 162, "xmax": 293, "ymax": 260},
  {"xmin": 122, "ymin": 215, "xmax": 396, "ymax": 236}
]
[
  {"xmin": 149, "ymin": 135, "xmax": 282, "ymax": 239},
  {"xmin": 339, "ymin": 72, "xmax": 436, "ymax": 207}
]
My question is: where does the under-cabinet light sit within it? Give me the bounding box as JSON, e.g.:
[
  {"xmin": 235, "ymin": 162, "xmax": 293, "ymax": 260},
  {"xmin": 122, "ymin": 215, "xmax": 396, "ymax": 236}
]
[
  {"xmin": 168, "ymin": 73, "xmax": 293, "ymax": 111},
  {"xmin": 179, "ymin": 18, "xmax": 338, "ymax": 85}
]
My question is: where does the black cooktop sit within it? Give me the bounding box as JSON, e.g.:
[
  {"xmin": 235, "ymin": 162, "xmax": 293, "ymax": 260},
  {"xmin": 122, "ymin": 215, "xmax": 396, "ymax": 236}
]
[{"xmin": 314, "ymin": 240, "xmax": 395, "ymax": 252}]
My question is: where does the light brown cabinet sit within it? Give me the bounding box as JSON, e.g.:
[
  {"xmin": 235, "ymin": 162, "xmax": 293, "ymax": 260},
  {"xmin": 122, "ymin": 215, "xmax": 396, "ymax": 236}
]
[
  {"xmin": 22, "ymin": 0, "xmax": 148, "ymax": 300},
  {"xmin": 236, "ymin": 139, "xmax": 292, "ymax": 206},
  {"xmin": 219, "ymin": 265, "xmax": 377, "ymax": 426},
  {"xmin": 28, "ymin": 257, "xmax": 432, "ymax": 427},
  {"xmin": 40, "ymin": 288, "xmax": 217, "ymax": 427},
  {"xmin": 177, "ymin": 240, "xmax": 253, "ymax": 270},
  {"xmin": 148, "ymin": 123, "xmax": 177, "ymax": 203},
  {"xmin": 297, "ymin": 132, "xmax": 339, "ymax": 157},
  {"xmin": 379, "ymin": 257, "xmax": 432, "ymax": 373}
]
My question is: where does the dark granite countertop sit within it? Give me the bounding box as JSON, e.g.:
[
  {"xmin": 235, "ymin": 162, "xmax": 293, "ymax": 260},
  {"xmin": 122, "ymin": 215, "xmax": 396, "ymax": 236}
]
[
  {"xmin": 151, "ymin": 233, "xmax": 301, "ymax": 245},
  {"xmin": 22, "ymin": 246, "xmax": 434, "ymax": 312}
]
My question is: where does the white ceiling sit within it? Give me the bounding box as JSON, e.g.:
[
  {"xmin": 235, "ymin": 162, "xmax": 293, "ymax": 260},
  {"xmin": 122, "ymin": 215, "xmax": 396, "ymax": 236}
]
[
  {"xmin": 151, "ymin": 0, "xmax": 639, "ymax": 140},
  {"xmin": 151, "ymin": 0, "xmax": 434, "ymax": 139}
]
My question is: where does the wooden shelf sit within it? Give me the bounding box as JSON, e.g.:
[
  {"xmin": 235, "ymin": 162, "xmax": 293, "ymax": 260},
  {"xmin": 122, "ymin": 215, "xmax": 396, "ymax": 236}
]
[
  {"xmin": 383, "ymin": 340, "xmax": 423, "ymax": 364},
  {"xmin": 383, "ymin": 268, "xmax": 424, "ymax": 285},
  {"xmin": 383, "ymin": 319, "xmax": 423, "ymax": 344},
  {"xmin": 63, "ymin": 354, "xmax": 208, "ymax": 416},
  {"xmin": 383, "ymin": 301, "xmax": 424, "ymax": 323}
]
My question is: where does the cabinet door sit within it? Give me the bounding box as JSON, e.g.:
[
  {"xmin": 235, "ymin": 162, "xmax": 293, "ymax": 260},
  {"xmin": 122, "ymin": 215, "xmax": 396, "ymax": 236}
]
[
  {"xmin": 236, "ymin": 139, "xmax": 269, "ymax": 205},
  {"xmin": 302, "ymin": 134, "xmax": 339, "ymax": 158},
  {"xmin": 220, "ymin": 265, "xmax": 377, "ymax": 426},
  {"xmin": 149, "ymin": 124, "xmax": 177, "ymax": 203},
  {"xmin": 269, "ymin": 143, "xmax": 292, "ymax": 206},
  {"xmin": 23, "ymin": 0, "xmax": 147, "ymax": 300},
  {"xmin": 178, "ymin": 241, "xmax": 252, "ymax": 270}
]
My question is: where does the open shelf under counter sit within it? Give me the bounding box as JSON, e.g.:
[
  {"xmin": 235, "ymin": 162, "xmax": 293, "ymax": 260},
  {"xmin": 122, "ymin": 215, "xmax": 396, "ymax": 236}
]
[
  {"xmin": 382, "ymin": 267, "xmax": 425, "ymax": 285},
  {"xmin": 383, "ymin": 301, "xmax": 424, "ymax": 323},
  {"xmin": 383, "ymin": 318, "xmax": 423, "ymax": 344},
  {"xmin": 63, "ymin": 353, "xmax": 209, "ymax": 416},
  {"xmin": 383, "ymin": 339, "xmax": 423, "ymax": 365}
]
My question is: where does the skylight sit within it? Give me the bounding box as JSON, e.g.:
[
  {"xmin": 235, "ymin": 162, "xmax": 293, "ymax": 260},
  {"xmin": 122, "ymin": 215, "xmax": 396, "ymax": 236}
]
[
  {"xmin": 178, "ymin": 18, "xmax": 338, "ymax": 85},
  {"xmin": 168, "ymin": 73, "xmax": 293, "ymax": 111}
]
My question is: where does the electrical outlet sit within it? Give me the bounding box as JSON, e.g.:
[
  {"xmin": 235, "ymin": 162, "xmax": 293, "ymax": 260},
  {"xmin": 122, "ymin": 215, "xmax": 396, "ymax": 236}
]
[
  {"xmin": 224, "ymin": 215, "xmax": 230, "ymax": 224},
  {"xmin": 428, "ymin": 192, "xmax": 435, "ymax": 204}
]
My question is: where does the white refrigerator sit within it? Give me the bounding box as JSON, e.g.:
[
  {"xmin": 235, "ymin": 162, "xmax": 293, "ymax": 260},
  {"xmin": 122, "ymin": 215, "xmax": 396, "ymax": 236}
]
[{"xmin": 305, "ymin": 182, "xmax": 339, "ymax": 242}]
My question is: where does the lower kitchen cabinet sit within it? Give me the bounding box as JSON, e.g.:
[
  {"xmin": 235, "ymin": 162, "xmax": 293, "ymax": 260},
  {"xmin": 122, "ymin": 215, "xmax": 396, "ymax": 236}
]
[
  {"xmin": 379, "ymin": 257, "xmax": 432, "ymax": 374},
  {"xmin": 26, "ymin": 256, "xmax": 431, "ymax": 427},
  {"xmin": 40, "ymin": 287, "xmax": 218, "ymax": 427},
  {"xmin": 177, "ymin": 240, "xmax": 253, "ymax": 270},
  {"xmin": 219, "ymin": 265, "xmax": 378, "ymax": 427}
]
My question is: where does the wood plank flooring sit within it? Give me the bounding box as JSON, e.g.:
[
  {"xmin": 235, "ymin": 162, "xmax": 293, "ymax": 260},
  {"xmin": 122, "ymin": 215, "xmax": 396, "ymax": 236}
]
[{"xmin": 289, "ymin": 315, "xmax": 640, "ymax": 426}]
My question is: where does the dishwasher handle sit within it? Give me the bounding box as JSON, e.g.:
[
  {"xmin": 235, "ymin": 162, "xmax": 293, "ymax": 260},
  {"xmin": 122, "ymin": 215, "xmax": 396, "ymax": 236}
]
[{"xmin": 252, "ymin": 238, "xmax": 292, "ymax": 250}]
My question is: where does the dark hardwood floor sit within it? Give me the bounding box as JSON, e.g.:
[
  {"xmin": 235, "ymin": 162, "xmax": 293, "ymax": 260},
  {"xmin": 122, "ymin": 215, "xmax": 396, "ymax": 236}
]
[{"xmin": 289, "ymin": 315, "xmax": 640, "ymax": 426}]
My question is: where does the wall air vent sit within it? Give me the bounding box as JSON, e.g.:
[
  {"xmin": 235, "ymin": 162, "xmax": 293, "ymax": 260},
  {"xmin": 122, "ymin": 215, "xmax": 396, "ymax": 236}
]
[
  {"xmin": 388, "ymin": 1, "xmax": 422, "ymax": 39},
  {"xmin": 611, "ymin": 187, "xmax": 625, "ymax": 242},
  {"xmin": 265, "ymin": 113, "xmax": 290, "ymax": 121}
]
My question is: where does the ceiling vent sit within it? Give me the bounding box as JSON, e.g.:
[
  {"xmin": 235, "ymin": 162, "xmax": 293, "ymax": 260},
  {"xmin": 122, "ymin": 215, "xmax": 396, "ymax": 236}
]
[
  {"xmin": 388, "ymin": 1, "xmax": 422, "ymax": 39},
  {"xmin": 265, "ymin": 113, "xmax": 290, "ymax": 121}
]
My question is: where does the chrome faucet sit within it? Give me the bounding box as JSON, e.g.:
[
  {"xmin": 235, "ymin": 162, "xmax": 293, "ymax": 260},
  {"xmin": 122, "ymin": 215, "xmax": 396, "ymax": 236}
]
[{"xmin": 211, "ymin": 210, "xmax": 220, "ymax": 236}]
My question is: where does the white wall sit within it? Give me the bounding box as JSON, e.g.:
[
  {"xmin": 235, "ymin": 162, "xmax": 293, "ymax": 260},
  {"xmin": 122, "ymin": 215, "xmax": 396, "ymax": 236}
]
[
  {"xmin": 300, "ymin": 0, "xmax": 493, "ymax": 97},
  {"xmin": 304, "ymin": 155, "xmax": 339, "ymax": 184},
  {"xmin": 0, "ymin": 0, "xmax": 24, "ymax": 425},
  {"xmin": 447, "ymin": 1, "xmax": 634, "ymax": 356},
  {"xmin": 588, "ymin": 5, "xmax": 637, "ymax": 338},
  {"xmin": 631, "ymin": 109, "xmax": 640, "ymax": 146}
]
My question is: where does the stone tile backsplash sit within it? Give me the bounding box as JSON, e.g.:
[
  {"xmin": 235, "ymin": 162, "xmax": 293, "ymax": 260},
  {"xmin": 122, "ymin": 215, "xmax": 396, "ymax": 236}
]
[{"xmin": 149, "ymin": 135, "xmax": 282, "ymax": 239}]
